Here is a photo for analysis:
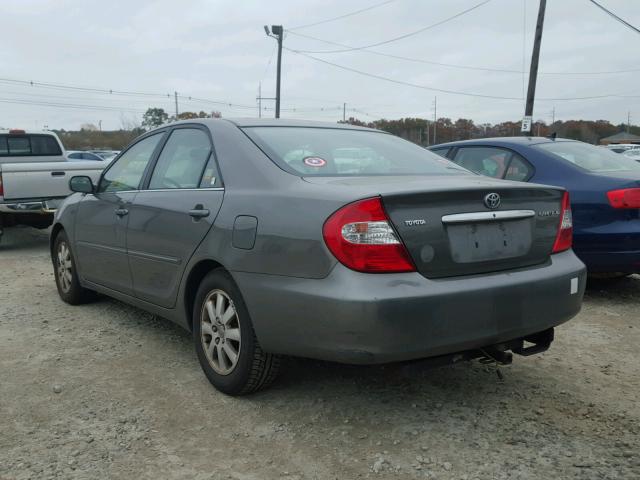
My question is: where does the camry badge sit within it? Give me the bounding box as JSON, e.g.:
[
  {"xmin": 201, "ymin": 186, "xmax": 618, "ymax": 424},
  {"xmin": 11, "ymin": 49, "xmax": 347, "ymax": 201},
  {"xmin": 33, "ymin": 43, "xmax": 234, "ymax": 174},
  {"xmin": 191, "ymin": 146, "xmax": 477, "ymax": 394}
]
[{"xmin": 484, "ymin": 193, "xmax": 501, "ymax": 210}]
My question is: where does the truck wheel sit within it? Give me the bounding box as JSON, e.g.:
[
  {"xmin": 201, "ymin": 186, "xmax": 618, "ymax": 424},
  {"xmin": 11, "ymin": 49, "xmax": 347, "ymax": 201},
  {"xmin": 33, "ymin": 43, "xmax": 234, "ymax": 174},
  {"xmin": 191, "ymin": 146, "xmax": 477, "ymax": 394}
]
[
  {"xmin": 53, "ymin": 231, "xmax": 95, "ymax": 304},
  {"xmin": 193, "ymin": 269, "xmax": 281, "ymax": 395}
]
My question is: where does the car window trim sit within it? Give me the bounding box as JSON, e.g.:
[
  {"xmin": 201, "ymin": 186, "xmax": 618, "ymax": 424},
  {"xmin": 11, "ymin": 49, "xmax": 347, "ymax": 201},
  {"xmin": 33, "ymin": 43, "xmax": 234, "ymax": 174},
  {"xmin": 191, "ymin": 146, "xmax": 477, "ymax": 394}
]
[
  {"xmin": 96, "ymin": 129, "xmax": 168, "ymax": 194},
  {"xmin": 140, "ymin": 123, "xmax": 223, "ymax": 191}
]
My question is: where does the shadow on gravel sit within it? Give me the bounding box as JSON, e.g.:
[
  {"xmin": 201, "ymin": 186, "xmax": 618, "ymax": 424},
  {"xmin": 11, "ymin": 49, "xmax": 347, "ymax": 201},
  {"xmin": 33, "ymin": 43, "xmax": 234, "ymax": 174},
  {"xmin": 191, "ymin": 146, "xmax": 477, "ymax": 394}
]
[
  {"xmin": 0, "ymin": 226, "xmax": 50, "ymax": 252},
  {"xmin": 585, "ymin": 274, "xmax": 640, "ymax": 303}
]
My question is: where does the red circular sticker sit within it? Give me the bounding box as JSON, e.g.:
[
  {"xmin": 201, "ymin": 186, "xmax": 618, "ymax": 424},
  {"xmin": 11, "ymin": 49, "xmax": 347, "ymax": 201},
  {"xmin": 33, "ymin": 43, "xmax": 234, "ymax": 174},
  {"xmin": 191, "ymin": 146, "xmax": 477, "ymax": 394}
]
[{"xmin": 303, "ymin": 156, "xmax": 327, "ymax": 167}]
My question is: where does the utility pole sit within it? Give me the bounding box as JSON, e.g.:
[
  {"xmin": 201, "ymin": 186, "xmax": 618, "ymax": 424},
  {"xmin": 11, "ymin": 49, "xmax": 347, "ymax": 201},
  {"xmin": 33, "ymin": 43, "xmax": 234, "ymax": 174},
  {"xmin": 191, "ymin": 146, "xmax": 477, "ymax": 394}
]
[
  {"xmin": 628, "ymin": 111, "xmax": 631, "ymax": 133},
  {"xmin": 343, "ymin": 103, "xmax": 346, "ymax": 122},
  {"xmin": 522, "ymin": 0, "xmax": 547, "ymax": 136},
  {"xmin": 433, "ymin": 97, "xmax": 437, "ymax": 145},
  {"xmin": 264, "ymin": 25, "xmax": 283, "ymax": 118},
  {"xmin": 258, "ymin": 83, "xmax": 262, "ymax": 119},
  {"xmin": 551, "ymin": 107, "xmax": 555, "ymax": 125},
  {"xmin": 174, "ymin": 91, "xmax": 179, "ymax": 119}
]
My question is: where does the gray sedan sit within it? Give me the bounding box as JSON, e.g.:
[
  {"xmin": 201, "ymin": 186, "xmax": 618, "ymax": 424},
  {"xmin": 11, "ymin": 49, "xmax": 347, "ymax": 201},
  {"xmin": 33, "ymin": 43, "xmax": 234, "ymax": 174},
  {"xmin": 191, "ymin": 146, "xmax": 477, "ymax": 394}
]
[{"xmin": 50, "ymin": 119, "xmax": 586, "ymax": 395}]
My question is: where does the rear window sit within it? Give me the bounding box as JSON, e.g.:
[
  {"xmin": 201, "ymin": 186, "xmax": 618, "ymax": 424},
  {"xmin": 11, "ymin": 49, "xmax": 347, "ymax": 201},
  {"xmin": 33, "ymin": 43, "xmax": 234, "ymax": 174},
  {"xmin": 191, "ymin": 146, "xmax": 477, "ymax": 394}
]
[
  {"xmin": 0, "ymin": 134, "xmax": 62, "ymax": 157},
  {"xmin": 535, "ymin": 141, "xmax": 640, "ymax": 173},
  {"xmin": 242, "ymin": 127, "xmax": 468, "ymax": 176}
]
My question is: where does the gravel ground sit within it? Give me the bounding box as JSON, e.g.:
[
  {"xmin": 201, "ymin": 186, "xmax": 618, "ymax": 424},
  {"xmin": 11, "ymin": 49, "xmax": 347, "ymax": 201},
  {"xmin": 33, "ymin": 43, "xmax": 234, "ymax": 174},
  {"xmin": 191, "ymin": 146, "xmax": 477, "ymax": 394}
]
[{"xmin": 1, "ymin": 226, "xmax": 639, "ymax": 480}]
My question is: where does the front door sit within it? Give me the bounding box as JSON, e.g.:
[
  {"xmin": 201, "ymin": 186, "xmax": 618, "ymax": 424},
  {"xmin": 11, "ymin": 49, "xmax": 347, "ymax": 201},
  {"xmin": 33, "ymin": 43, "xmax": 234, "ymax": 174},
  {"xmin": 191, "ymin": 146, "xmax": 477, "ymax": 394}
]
[
  {"xmin": 125, "ymin": 126, "xmax": 224, "ymax": 308},
  {"xmin": 74, "ymin": 132, "xmax": 165, "ymax": 295}
]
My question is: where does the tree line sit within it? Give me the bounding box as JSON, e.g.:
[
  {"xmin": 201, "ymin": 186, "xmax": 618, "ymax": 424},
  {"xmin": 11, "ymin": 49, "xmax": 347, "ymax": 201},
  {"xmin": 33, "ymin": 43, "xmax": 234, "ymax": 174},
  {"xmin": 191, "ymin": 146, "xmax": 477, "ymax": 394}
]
[
  {"xmin": 55, "ymin": 106, "xmax": 638, "ymax": 150},
  {"xmin": 341, "ymin": 117, "xmax": 638, "ymax": 146}
]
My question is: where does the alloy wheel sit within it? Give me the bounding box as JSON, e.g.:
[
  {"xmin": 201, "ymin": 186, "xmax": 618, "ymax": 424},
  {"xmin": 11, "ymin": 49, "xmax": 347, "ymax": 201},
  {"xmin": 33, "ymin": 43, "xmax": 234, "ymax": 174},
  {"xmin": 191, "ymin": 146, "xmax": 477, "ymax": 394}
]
[
  {"xmin": 57, "ymin": 242, "xmax": 73, "ymax": 293},
  {"xmin": 200, "ymin": 289, "xmax": 242, "ymax": 375}
]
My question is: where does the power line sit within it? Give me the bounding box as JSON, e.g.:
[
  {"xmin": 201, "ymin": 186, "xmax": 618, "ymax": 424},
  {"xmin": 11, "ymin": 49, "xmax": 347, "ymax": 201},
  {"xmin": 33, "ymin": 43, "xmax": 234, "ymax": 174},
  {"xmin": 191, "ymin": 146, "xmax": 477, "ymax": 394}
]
[
  {"xmin": 0, "ymin": 78, "xmax": 169, "ymax": 98},
  {"xmin": 261, "ymin": 42, "xmax": 277, "ymax": 81},
  {"xmin": 287, "ymin": 30, "xmax": 523, "ymax": 73},
  {"xmin": 287, "ymin": 0, "xmax": 492, "ymax": 53},
  {"xmin": 0, "ymin": 78, "xmax": 368, "ymax": 114},
  {"xmin": 284, "ymin": 47, "xmax": 522, "ymax": 100},
  {"xmin": 588, "ymin": 0, "xmax": 640, "ymax": 35},
  {"xmin": 286, "ymin": 47, "xmax": 639, "ymax": 102},
  {"xmin": 287, "ymin": 29, "xmax": 640, "ymax": 76},
  {"xmin": 289, "ymin": 0, "xmax": 398, "ymax": 30},
  {"xmin": 0, "ymin": 97, "xmax": 150, "ymax": 114}
]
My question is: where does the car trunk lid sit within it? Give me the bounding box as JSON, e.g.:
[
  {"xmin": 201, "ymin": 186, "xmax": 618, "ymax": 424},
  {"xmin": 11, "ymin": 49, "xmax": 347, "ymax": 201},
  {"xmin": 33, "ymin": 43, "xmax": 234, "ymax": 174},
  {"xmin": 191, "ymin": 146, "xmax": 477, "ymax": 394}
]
[{"xmin": 304, "ymin": 175, "xmax": 565, "ymax": 278}]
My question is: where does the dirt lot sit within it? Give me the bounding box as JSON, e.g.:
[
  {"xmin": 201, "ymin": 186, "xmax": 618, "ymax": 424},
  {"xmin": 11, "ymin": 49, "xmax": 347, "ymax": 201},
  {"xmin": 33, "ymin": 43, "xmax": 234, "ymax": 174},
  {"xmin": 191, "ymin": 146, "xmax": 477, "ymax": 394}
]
[{"xmin": 0, "ymin": 226, "xmax": 638, "ymax": 480}]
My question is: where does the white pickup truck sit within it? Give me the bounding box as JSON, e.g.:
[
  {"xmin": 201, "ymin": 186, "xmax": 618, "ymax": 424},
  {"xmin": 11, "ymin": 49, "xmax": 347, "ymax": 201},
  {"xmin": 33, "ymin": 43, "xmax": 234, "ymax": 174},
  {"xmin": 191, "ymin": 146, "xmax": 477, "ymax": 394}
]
[{"xmin": 0, "ymin": 129, "xmax": 107, "ymax": 242}]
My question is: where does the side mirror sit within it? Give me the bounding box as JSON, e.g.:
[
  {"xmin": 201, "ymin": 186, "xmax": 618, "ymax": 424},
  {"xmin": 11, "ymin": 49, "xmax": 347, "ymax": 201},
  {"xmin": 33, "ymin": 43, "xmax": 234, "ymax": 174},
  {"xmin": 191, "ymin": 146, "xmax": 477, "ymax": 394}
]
[{"xmin": 69, "ymin": 175, "xmax": 95, "ymax": 194}]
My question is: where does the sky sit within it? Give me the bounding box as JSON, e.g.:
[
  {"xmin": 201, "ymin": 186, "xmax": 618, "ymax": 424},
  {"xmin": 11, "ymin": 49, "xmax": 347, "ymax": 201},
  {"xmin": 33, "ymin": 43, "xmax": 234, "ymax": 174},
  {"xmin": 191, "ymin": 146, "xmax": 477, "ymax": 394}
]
[{"xmin": 1, "ymin": 0, "xmax": 639, "ymax": 130}]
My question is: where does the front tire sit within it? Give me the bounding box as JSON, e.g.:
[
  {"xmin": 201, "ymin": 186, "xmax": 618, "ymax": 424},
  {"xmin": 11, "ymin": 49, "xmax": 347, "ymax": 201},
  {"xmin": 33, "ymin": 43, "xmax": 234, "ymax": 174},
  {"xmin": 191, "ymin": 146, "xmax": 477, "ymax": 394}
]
[
  {"xmin": 53, "ymin": 231, "xmax": 95, "ymax": 304},
  {"xmin": 193, "ymin": 269, "xmax": 281, "ymax": 395}
]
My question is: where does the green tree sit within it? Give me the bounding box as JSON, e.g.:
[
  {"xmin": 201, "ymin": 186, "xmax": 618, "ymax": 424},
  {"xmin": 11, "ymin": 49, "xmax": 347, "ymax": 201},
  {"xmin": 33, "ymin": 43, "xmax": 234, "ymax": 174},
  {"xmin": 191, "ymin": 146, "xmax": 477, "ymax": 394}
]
[{"xmin": 142, "ymin": 108, "xmax": 169, "ymax": 130}]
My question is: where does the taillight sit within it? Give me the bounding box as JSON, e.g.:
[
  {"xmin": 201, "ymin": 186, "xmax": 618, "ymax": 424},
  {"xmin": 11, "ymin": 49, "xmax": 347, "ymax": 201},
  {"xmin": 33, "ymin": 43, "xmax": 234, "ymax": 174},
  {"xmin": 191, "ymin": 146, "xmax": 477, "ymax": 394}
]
[
  {"xmin": 607, "ymin": 188, "xmax": 640, "ymax": 209},
  {"xmin": 552, "ymin": 191, "xmax": 573, "ymax": 253},
  {"xmin": 323, "ymin": 197, "xmax": 415, "ymax": 273}
]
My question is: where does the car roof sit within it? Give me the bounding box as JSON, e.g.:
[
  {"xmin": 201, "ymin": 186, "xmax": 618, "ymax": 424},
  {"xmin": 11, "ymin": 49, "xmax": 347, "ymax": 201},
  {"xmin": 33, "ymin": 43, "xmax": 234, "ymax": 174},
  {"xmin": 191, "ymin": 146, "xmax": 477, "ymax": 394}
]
[
  {"xmin": 0, "ymin": 129, "xmax": 59, "ymax": 135},
  {"xmin": 160, "ymin": 118, "xmax": 383, "ymax": 133},
  {"xmin": 432, "ymin": 136, "xmax": 578, "ymax": 148}
]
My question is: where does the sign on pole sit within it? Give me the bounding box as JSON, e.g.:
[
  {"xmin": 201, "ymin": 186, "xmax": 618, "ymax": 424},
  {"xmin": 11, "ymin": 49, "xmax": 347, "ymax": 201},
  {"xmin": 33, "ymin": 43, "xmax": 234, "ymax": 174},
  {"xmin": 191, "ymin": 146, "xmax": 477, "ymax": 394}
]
[{"xmin": 521, "ymin": 116, "xmax": 533, "ymax": 133}]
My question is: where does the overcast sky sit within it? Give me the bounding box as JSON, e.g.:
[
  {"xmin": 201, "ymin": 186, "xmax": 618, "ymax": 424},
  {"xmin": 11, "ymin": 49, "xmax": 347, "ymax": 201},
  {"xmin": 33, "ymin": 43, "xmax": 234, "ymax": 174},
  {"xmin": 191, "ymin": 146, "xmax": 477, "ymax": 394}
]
[{"xmin": 1, "ymin": 0, "xmax": 639, "ymax": 130}]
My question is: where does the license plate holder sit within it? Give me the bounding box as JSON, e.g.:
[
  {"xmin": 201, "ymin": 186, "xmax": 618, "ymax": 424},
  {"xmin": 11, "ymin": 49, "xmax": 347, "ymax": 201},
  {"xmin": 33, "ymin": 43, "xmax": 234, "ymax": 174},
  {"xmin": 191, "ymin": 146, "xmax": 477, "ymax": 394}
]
[{"xmin": 446, "ymin": 219, "xmax": 532, "ymax": 263}]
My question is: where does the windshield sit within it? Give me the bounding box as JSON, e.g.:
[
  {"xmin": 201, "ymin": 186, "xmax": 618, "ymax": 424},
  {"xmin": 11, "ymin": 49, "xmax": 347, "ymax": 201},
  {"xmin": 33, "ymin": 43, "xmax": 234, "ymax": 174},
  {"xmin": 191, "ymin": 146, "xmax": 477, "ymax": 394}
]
[
  {"xmin": 535, "ymin": 141, "xmax": 640, "ymax": 173},
  {"xmin": 243, "ymin": 127, "xmax": 468, "ymax": 176}
]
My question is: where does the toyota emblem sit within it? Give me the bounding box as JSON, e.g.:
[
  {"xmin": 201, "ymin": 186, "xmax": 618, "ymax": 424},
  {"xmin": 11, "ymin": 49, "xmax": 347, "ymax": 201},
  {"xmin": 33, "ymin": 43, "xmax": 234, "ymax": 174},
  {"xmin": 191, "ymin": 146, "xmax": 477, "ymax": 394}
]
[{"xmin": 484, "ymin": 192, "xmax": 501, "ymax": 209}]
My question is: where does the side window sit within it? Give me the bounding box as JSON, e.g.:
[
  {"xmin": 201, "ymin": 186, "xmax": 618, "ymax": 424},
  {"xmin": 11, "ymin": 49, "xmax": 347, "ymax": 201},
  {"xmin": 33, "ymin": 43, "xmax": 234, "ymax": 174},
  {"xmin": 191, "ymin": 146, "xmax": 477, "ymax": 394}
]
[
  {"xmin": 85, "ymin": 153, "xmax": 102, "ymax": 161},
  {"xmin": 504, "ymin": 155, "xmax": 533, "ymax": 181},
  {"xmin": 148, "ymin": 128, "xmax": 212, "ymax": 189},
  {"xmin": 99, "ymin": 133, "xmax": 163, "ymax": 193},
  {"xmin": 67, "ymin": 152, "xmax": 82, "ymax": 160},
  {"xmin": 452, "ymin": 147, "xmax": 510, "ymax": 178},
  {"xmin": 431, "ymin": 147, "xmax": 450, "ymax": 158}
]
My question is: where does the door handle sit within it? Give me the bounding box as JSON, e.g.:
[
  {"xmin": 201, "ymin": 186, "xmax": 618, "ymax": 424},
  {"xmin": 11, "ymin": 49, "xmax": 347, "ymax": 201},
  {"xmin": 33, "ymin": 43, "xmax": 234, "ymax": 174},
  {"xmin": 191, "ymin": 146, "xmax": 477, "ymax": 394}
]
[
  {"xmin": 51, "ymin": 171, "xmax": 65, "ymax": 177},
  {"xmin": 189, "ymin": 204, "xmax": 210, "ymax": 219},
  {"xmin": 115, "ymin": 208, "xmax": 129, "ymax": 217}
]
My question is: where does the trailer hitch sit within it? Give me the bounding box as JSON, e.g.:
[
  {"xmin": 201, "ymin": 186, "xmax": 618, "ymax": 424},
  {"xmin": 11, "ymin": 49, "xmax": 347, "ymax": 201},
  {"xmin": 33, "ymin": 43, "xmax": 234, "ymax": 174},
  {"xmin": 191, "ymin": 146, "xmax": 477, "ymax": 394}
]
[{"xmin": 512, "ymin": 328, "xmax": 554, "ymax": 357}]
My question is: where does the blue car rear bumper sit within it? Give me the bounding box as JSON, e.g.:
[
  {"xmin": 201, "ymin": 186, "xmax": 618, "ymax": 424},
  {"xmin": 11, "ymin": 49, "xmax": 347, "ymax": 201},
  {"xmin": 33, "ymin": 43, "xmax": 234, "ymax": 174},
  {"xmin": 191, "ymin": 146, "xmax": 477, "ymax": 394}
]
[{"xmin": 574, "ymin": 222, "xmax": 640, "ymax": 273}]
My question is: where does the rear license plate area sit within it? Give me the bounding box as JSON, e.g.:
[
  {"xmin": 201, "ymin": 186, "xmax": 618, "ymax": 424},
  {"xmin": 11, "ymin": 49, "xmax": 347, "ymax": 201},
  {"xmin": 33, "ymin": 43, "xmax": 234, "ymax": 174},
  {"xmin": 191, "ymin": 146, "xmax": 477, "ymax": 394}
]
[{"xmin": 446, "ymin": 219, "xmax": 532, "ymax": 263}]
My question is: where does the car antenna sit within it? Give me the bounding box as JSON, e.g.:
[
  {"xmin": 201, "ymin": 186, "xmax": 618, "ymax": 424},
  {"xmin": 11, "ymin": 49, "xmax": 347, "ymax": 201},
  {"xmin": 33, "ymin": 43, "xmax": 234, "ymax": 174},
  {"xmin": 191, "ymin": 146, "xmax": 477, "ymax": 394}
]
[{"xmin": 546, "ymin": 132, "xmax": 557, "ymax": 140}]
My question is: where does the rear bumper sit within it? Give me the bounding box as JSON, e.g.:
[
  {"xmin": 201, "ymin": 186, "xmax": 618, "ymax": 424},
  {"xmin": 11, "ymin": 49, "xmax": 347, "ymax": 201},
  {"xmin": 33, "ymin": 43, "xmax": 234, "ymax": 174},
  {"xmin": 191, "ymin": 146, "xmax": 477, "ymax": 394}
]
[
  {"xmin": 0, "ymin": 199, "xmax": 62, "ymax": 214},
  {"xmin": 574, "ymin": 222, "xmax": 640, "ymax": 273},
  {"xmin": 233, "ymin": 250, "xmax": 587, "ymax": 364},
  {"xmin": 575, "ymin": 250, "xmax": 640, "ymax": 273}
]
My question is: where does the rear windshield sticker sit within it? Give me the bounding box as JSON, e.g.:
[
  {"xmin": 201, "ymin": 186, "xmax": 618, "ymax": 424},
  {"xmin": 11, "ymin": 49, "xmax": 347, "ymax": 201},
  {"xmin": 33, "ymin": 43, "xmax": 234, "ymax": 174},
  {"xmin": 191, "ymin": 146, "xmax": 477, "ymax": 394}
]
[{"xmin": 303, "ymin": 156, "xmax": 327, "ymax": 167}]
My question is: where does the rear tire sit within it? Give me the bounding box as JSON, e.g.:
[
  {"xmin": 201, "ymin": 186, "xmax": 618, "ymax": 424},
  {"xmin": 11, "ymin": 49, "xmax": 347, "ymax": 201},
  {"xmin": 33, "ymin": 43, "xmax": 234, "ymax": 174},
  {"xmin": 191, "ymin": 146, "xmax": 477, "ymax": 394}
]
[
  {"xmin": 52, "ymin": 231, "xmax": 95, "ymax": 304},
  {"xmin": 193, "ymin": 269, "xmax": 281, "ymax": 395}
]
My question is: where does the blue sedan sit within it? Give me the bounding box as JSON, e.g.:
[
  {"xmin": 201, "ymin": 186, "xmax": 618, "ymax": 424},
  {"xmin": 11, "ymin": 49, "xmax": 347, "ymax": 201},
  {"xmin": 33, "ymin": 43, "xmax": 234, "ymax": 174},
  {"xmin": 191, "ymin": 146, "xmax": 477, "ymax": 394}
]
[{"xmin": 430, "ymin": 137, "xmax": 640, "ymax": 275}]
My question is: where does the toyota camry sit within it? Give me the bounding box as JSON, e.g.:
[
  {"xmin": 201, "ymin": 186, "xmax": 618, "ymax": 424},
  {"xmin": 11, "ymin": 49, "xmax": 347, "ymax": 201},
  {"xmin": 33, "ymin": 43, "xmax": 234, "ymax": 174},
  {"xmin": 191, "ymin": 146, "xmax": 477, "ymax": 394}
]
[{"xmin": 50, "ymin": 119, "xmax": 586, "ymax": 395}]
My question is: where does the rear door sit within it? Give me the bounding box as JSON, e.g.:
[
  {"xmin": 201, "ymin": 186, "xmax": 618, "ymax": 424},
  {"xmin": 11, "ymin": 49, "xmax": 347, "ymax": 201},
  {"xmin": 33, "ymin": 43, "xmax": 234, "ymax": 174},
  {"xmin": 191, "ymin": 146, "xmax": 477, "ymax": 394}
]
[
  {"xmin": 74, "ymin": 132, "xmax": 165, "ymax": 295},
  {"xmin": 125, "ymin": 125, "xmax": 223, "ymax": 308}
]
